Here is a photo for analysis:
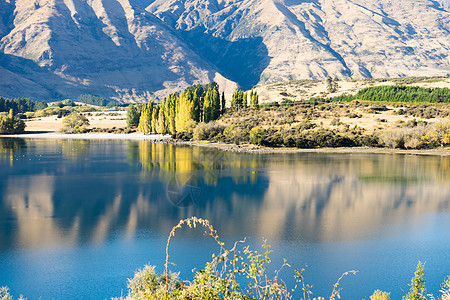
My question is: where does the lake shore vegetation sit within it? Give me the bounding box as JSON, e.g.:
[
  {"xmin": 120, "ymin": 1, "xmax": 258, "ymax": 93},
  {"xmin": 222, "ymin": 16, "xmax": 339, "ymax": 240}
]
[
  {"xmin": 2, "ymin": 78, "xmax": 449, "ymax": 151},
  {"xmin": 127, "ymin": 83, "xmax": 450, "ymax": 150}
]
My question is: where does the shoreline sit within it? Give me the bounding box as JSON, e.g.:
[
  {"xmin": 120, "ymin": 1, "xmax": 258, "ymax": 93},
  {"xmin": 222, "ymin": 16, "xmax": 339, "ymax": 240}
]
[
  {"xmin": 0, "ymin": 132, "xmax": 171, "ymax": 141},
  {"xmin": 2, "ymin": 131, "xmax": 450, "ymax": 156}
]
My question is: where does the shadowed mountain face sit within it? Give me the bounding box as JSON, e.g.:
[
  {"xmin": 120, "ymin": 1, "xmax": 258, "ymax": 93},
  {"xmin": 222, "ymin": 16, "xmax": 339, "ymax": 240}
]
[
  {"xmin": 0, "ymin": 0, "xmax": 449, "ymax": 102},
  {"xmin": 148, "ymin": 0, "xmax": 450, "ymax": 87},
  {"xmin": 0, "ymin": 0, "xmax": 237, "ymax": 102}
]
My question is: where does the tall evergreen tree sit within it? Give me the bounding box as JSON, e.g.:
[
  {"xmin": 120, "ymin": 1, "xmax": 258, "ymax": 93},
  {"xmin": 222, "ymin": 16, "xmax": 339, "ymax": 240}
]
[
  {"xmin": 212, "ymin": 87, "xmax": 220, "ymax": 120},
  {"xmin": 193, "ymin": 88, "xmax": 202, "ymax": 122},
  {"xmin": 221, "ymin": 92, "xmax": 226, "ymax": 113}
]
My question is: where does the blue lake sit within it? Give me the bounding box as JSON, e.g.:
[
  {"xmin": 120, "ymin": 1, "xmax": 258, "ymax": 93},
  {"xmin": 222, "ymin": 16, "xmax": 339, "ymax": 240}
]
[{"xmin": 0, "ymin": 138, "xmax": 450, "ymax": 299}]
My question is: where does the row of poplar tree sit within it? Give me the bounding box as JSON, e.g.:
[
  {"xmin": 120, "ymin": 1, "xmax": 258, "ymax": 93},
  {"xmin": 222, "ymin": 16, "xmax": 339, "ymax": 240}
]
[{"xmin": 127, "ymin": 82, "xmax": 259, "ymax": 134}]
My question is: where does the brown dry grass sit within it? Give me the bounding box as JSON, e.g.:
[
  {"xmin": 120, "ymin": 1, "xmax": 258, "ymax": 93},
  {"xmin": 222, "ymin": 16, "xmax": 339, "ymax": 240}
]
[{"xmin": 25, "ymin": 111, "xmax": 127, "ymax": 132}]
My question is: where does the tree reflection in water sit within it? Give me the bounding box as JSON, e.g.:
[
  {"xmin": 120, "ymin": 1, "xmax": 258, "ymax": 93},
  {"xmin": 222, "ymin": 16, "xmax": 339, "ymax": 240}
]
[{"xmin": 0, "ymin": 138, "xmax": 449, "ymax": 250}]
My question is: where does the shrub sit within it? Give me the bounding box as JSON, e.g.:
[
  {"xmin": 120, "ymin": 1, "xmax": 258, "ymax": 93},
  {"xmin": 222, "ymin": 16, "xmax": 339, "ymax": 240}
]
[
  {"xmin": 380, "ymin": 129, "xmax": 405, "ymax": 149},
  {"xmin": 74, "ymin": 106, "xmax": 98, "ymax": 113},
  {"xmin": 60, "ymin": 113, "xmax": 90, "ymax": 133},
  {"xmin": 35, "ymin": 106, "xmax": 73, "ymax": 117},
  {"xmin": 294, "ymin": 121, "xmax": 316, "ymax": 131},
  {"xmin": 223, "ymin": 124, "xmax": 250, "ymax": 144},
  {"xmin": 192, "ymin": 122, "xmax": 225, "ymax": 141},
  {"xmin": 423, "ymin": 121, "xmax": 450, "ymax": 147},
  {"xmin": 403, "ymin": 125, "xmax": 428, "ymax": 149},
  {"xmin": 360, "ymin": 133, "xmax": 381, "ymax": 147},
  {"xmin": 249, "ymin": 127, "xmax": 266, "ymax": 145},
  {"xmin": 330, "ymin": 118, "xmax": 341, "ymax": 126},
  {"xmin": 126, "ymin": 265, "xmax": 182, "ymax": 299}
]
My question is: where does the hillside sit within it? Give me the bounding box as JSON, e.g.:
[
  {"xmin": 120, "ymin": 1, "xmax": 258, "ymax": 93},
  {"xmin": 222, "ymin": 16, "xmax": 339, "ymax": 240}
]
[
  {"xmin": 148, "ymin": 0, "xmax": 450, "ymax": 89},
  {"xmin": 0, "ymin": 0, "xmax": 237, "ymax": 102},
  {"xmin": 0, "ymin": 0, "xmax": 449, "ymax": 102},
  {"xmin": 253, "ymin": 76, "xmax": 450, "ymax": 103}
]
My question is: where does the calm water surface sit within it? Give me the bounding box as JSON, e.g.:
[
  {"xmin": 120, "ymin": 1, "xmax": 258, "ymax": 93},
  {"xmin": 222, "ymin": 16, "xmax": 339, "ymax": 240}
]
[{"xmin": 0, "ymin": 138, "xmax": 450, "ymax": 299}]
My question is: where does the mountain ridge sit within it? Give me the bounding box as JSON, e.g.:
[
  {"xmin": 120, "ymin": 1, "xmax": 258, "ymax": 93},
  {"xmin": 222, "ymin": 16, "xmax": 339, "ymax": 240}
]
[
  {"xmin": 0, "ymin": 0, "xmax": 449, "ymax": 102},
  {"xmin": 0, "ymin": 0, "xmax": 237, "ymax": 102},
  {"xmin": 148, "ymin": 0, "xmax": 450, "ymax": 88}
]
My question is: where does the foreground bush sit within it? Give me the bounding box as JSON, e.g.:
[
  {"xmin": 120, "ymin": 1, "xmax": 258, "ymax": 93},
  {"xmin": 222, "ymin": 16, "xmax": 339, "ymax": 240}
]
[
  {"xmin": 193, "ymin": 122, "xmax": 225, "ymax": 141},
  {"xmin": 119, "ymin": 217, "xmax": 340, "ymax": 300},
  {"xmin": 118, "ymin": 220, "xmax": 450, "ymax": 300}
]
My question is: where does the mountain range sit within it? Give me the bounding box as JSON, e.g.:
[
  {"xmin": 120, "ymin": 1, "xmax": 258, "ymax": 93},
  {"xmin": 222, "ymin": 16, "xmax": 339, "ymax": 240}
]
[{"xmin": 0, "ymin": 0, "xmax": 449, "ymax": 102}]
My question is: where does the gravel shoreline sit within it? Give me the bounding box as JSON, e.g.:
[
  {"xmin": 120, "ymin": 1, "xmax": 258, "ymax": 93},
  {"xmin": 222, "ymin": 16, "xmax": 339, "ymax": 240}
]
[{"xmin": 2, "ymin": 131, "xmax": 450, "ymax": 156}]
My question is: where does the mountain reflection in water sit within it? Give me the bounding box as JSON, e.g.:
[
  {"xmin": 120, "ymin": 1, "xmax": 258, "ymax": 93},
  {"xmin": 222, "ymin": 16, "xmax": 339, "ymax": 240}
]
[{"xmin": 1, "ymin": 138, "xmax": 449, "ymax": 250}]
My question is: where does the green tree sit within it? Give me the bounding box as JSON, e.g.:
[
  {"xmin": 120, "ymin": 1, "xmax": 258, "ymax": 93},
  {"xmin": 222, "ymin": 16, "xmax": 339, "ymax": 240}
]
[
  {"xmin": 221, "ymin": 91, "xmax": 226, "ymax": 113},
  {"xmin": 126, "ymin": 104, "xmax": 142, "ymax": 127},
  {"xmin": 193, "ymin": 88, "xmax": 202, "ymax": 122},
  {"xmin": 60, "ymin": 113, "xmax": 89, "ymax": 133},
  {"xmin": 212, "ymin": 86, "xmax": 220, "ymax": 120},
  {"xmin": 0, "ymin": 109, "xmax": 26, "ymax": 134},
  {"xmin": 327, "ymin": 76, "xmax": 339, "ymax": 93},
  {"xmin": 231, "ymin": 90, "xmax": 245, "ymax": 111},
  {"xmin": 0, "ymin": 97, "xmax": 48, "ymax": 113}
]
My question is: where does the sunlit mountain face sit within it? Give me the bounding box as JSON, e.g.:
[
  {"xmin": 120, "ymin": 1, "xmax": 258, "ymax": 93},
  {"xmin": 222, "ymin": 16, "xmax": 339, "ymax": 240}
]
[{"xmin": 1, "ymin": 0, "xmax": 449, "ymax": 101}]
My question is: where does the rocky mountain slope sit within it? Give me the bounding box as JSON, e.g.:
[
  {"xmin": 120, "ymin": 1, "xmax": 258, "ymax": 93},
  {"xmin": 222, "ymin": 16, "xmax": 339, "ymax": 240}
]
[
  {"xmin": 0, "ymin": 0, "xmax": 449, "ymax": 102},
  {"xmin": 0, "ymin": 0, "xmax": 236, "ymax": 102},
  {"xmin": 148, "ymin": 0, "xmax": 450, "ymax": 89}
]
